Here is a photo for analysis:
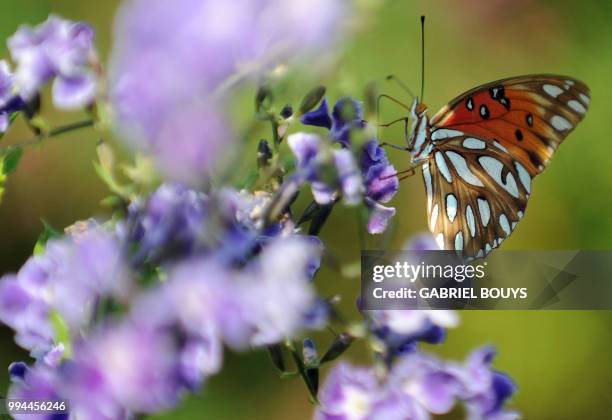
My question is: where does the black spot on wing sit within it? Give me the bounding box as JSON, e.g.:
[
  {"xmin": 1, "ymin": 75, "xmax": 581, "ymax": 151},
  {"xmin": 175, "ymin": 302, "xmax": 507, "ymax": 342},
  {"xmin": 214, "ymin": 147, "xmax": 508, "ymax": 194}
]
[
  {"xmin": 480, "ymin": 104, "xmax": 490, "ymax": 119},
  {"xmin": 466, "ymin": 97, "xmax": 474, "ymax": 111},
  {"xmin": 515, "ymin": 129, "xmax": 523, "ymax": 141},
  {"xmin": 489, "ymin": 85, "xmax": 505, "ymax": 100}
]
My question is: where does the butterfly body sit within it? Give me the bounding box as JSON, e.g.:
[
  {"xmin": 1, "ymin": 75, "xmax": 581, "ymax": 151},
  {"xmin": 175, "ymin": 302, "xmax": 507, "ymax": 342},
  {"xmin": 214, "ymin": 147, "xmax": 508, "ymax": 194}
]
[{"xmin": 404, "ymin": 75, "xmax": 590, "ymax": 259}]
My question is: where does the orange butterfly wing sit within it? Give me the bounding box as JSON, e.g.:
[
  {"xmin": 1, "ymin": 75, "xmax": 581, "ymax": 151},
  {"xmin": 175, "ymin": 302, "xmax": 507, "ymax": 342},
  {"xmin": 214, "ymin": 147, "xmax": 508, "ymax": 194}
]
[{"xmin": 424, "ymin": 75, "xmax": 590, "ymax": 258}]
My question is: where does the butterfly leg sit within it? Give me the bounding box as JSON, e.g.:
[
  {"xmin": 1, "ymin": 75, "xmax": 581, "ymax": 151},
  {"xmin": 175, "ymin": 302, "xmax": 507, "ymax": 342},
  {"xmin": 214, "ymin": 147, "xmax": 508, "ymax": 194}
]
[
  {"xmin": 381, "ymin": 165, "xmax": 418, "ymax": 180},
  {"xmin": 378, "ymin": 116, "xmax": 410, "ymax": 151},
  {"xmin": 380, "ymin": 142, "xmax": 410, "ymax": 152}
]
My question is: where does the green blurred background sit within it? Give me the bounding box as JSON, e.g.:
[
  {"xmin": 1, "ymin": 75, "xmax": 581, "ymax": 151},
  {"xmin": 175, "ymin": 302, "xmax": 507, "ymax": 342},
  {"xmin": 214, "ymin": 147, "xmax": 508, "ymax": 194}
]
[{"xmin": 1, "ymin": 0, "xmax": 612, "ymax": 419}]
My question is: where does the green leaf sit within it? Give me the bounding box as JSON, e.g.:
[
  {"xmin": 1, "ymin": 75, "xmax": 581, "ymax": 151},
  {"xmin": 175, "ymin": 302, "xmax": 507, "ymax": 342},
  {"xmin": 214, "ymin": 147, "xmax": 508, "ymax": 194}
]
[
  {"xmin": 2, "ymin": 147, "xmax": 23, "ymax": 175},
  {"xmin": 49, "ymin": 310, "xmax": 72, "ymax": 359},
  {"xmin": 33, "ymin": 220, "xmax": 61, "ymax": 255},
  {"xmin": 0, "ymin": 146, "xmax": 24, "ymax": 205}
]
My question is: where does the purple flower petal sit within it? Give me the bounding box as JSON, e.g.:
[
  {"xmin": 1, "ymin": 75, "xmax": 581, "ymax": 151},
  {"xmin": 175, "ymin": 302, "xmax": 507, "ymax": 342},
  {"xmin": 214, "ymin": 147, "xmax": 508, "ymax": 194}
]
[
  {"xmin": 288, "ymin": 132, "xmax": 322, "ymax": 171},
  {"xmin": 334, "ymin": 149, "xmax": 364, "ymax": 205},
  {"xmin": 301, "ymin": 98, "xmax": 332, "ymax": 129},
  {"xmin": 366, "ymin": 199, "xmax": 396, "ymax": 234},
  {"xmin": 52, "ymin": 73, "xmax": 96, "ymax": 109},
  {"xmin": 151, "ymin": 102, "xmax": 232, "ymax": 186}
]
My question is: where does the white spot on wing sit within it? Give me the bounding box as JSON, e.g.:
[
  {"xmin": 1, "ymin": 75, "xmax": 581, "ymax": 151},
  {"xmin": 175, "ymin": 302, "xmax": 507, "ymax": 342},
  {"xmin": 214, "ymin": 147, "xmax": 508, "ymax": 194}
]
[
  {"xmin": 477, "ymin": 198, "xmax": 491, "ymax": 227},
  {"xmin": 493, "ymin": 141, "xmax": 508, "ymax": 153},
  {"xmin": 565, "ymin": 80, "xmax": 575, "ymax": 86},
  {"xmin": 445, "ymin": 151, "xmax": 484, "ymax": 187},
  {"xmin": 579, "ymin": 93, "xmax": 590, "ymax": 105},
  {"xmin": 485, "ymin": 243, "xmax": 492, "ymax": 254},
  {"xmin": 431, "ymin": 129, "xmax": 464, "ymax": 141},
  {"xmin": 517, "ymin": 211, "xmax": 524, "ymax": 219},
  {"xmin": 499, "ymin": 214, "xmax": 511, "ymax": 236},
  {"xmin": 462, "ymin": 138, "xmax": 486, "ymax": 149},
  {"xmin": 543, "ymin": 84, "xmax": 564, "ymax": 98},
  {"xmin": 478, "ymin": 156, "xmax": 519, "ymax": 198},
  {"xmin": 466, "ymin": 205, "xmax": 476, "ymax": 238},
  {"xmin": 446, "ymin": 194, "xmax": 458, "ymax": 223},
  {"xmin": 435, "ymin": 233, "xmax": 445, "ymax": 249},
  {"xmin": 422, "ymin": 163, "xmax": 433, "ymax": 213},
  {"xmin": 435, "ymin": 152, "xmax": 453, "ymax": 183},
  {"xmin": 514, "ymin": 162, "xmax": 531, "ymax": 194},
  {"xmin": 551, "ymin": 115, "xmax": 572, "ymax": 131},
  {"xmin": 430, "ymin": 203, "xmax": 439, "ymax": 230},
  {"xmin": 568, "ymin": 100, "xmax": 586, "ymax": 114},
  {"xmin": 455, "ymin": 231, "xmax": 463, "ymax": 251}
]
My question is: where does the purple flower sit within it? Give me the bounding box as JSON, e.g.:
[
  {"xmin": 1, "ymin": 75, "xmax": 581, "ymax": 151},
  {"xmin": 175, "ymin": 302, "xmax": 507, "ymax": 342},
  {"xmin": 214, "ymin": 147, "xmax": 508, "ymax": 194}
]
[
  {"xmin": 300, "ymin": 97, "xmax": 399, "ymax": 233},
  {"xmin": 0, "ymin": 229, "xmax": 131, "ymax": 356},
  {"xmin": 288, "ymin": 132, "xmax": 364, "ymax": 205},
  {"xmin": 7, "ymin": 364, "xmax": 65, "ymax": 420},
  {"xmin": 124, "ymin": 182, "xmax": 209, "ymax": 264},
  {"xmin": 458, "ymin": 347, "xmax": 519, "ymax": 420},
  {"xmin": 367, "ymin": 310, "xmax": 459, "ymax": 357},
  {"xmin": 8, "ymin": 15, "xmax": 97, "ymax": 108},
  {"xmin": 131, "ymin": 257, "xmax": 246, "ymax": 350},
  {"xmin": 110, "ymin": 0, "xmax": 346, "ymax": 185},
  {"xmin": 365, "ymin": 198, "xmax": 396, "ymax": 234},
  {"xmin": 315, "ymin": 362, "xmax": 380, "ymax": 420},
  {"xmin": 242, "ymin": 236, "xmax": 321, "ymax": 346},
  {"xmin": 316, "ymin": 348, "xmax": 518, "ymax": 420},
  {"xmin": 389, "ymin": 352, "xmax": 465, "ymax": 415},
  {"xmin": 404, "ymin": 232, "xmax": 441, "ymax": 251},
  {"xmin": 0, "ymin": 60, "xmax": 14, "ymax": 132},
  {"xmin": 62, "ymin": 322, "xmax": 182, "ymax": 417},
  {"xmin": 0, "ymin": 274, "xmax": 54, "ymax": 355}
]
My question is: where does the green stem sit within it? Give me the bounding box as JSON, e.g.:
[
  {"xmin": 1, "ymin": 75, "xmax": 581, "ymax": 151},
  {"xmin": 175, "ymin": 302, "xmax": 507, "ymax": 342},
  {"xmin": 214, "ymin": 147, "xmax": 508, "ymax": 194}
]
[{"xmin": 0, "ymin": 119, "xmax": 95, "ymax": 152}]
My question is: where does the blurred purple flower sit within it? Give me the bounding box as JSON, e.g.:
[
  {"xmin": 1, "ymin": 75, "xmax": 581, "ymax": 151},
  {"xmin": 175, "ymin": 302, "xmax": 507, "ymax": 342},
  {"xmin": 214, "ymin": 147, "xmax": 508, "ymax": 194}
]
[
  {"xmin": 133, "ymin": 234, "xmax": 321, "ymax": 356},
  {"xmin": 62, "ymin": 322, "xmax": 182, "ymax": 417},
  {"xmin": 124, "ymin": 183, "xmax": 304, "ymax": 267},
  {"xmin": 389, "ymin": 352, "xmax": 465, "ymax": 415},
  {"xmin": 404, "ymin": 232, "xmax": 440, "ymax": 251},
  {"xmin": 8, "ymin": 15, "xmax": 97, "ymax": 108},
  {"xmin": 110, "ymin": 0, "xmax": 346, "ymax": 185},
  {"xmin": 367, "ymin": 310, "xmax": 459, "ymax": 357},
  {"xmin": 125, "ymin": 182, "xmax": 209, "ymax": 264},
  {"xmin": 300, "ymin": 97, "xmax": 399, "ymax": 233},
  {"xmin": 459, "ymin": 347, "xmax": 520, "ymax": 420},
  {"xmin": 316, "ymin": 348, "xmax": 518, "ymax": 420},
  {"xmin": 315, "ymin": 362, "xmax": 380, "ymax": 420},
  {"xmin": 0, "ymin": 60, "xmax": 15, "ymax": 132},
  {"xmin": 243, "ymin": 236, "xmax": 321, "ymax": 346},
  {"xmin": 7, "ymin": 364, "xmax": 65, "ymax": 420},
  {"xmin": 0, "ymin": 229, "xmax": 131, "ymax": 356}
]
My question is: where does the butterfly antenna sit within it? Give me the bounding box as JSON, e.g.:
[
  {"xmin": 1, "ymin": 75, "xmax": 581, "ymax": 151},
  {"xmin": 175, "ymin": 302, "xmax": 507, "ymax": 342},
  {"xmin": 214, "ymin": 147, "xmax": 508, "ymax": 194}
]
[
  {"xmin": 386, "ymin": 75, "xmax": 415, "ymax": 100},
  {"xmin": 420, "ymin": 15, "xmax": 425, "ymax": 101}
]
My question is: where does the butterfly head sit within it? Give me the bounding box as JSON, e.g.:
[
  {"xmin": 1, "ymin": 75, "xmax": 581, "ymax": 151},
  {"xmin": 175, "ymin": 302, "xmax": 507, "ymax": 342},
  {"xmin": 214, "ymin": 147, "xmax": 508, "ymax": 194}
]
[{"xmin": 407, "ymin": 97, "xmax": 431, "ymax": 163}]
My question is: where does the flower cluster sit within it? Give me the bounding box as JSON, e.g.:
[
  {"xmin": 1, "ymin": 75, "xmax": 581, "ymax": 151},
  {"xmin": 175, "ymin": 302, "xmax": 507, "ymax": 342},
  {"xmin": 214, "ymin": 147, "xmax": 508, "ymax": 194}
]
[
  {"xmin": 289, "ymin": 97, "xmax": 400, "ymax": 233},
  {"xmin": 8, "ymin": 15, "xmax": 98, "ymax": 109},
  {"xmin": 2, "ymin": 184, "xmax": 323, "ymax": 417},
  {"xmin": 316, "ymin": 347, "xmax": 518, "ymax": 420},
  {"xmin": 0, "ymin": 15, "xmax": 98, "ymax": 135}
]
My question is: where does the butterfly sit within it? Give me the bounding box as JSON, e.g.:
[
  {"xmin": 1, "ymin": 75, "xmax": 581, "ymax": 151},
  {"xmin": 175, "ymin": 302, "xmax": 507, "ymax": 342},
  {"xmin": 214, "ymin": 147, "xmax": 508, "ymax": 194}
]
[{"xmin": 402, "ymin": 75, "xmax": 590, "ymax": 259}]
